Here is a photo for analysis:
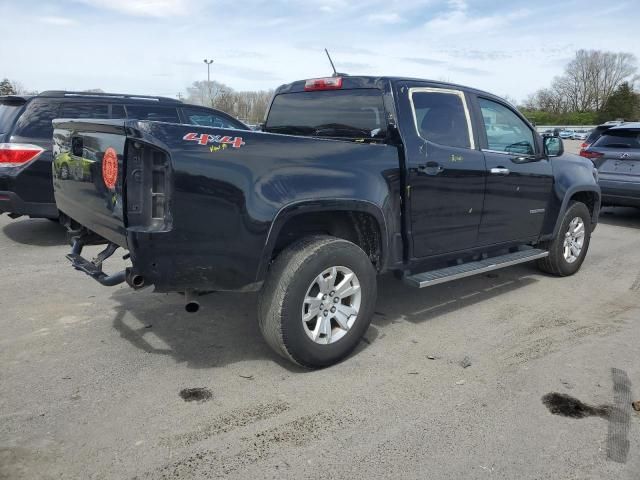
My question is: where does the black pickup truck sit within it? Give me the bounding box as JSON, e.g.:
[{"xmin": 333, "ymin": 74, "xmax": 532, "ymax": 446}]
[{"xmin": 53, "ymin": 76, "xmax": 600, "ymax": 367}]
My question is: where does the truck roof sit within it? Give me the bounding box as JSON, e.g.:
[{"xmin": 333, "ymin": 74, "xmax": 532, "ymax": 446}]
[{"xmin": 274, "ymin": 75, "xmax": 504, "ymax": 101}]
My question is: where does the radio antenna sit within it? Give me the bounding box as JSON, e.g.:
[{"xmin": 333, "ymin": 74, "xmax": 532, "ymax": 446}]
[{"xmin": 325, "ymin": 48, "xmax": 339, "ymax": 77}]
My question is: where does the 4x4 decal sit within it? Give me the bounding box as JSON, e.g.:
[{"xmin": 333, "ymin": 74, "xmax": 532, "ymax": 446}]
[{"xmin": 183, "ymin": 132, "xmax": 246, "ymax": 150}]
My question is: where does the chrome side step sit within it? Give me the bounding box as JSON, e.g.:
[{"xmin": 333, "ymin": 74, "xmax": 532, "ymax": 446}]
[{"xmin": 403, "ymin": 248, "xmax": 548, "ymax": 288}]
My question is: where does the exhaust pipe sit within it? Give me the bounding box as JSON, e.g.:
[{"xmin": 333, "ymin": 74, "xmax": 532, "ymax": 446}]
[
  {"xmin": 185, "ymin": 289, "xmax": 200, "ymax": 313},
  {"xmin": 125, "ymin": 269, "xmax": 145, "ymax": 289}
]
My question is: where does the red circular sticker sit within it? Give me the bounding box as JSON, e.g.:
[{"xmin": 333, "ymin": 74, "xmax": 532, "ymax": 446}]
[{"xmin": 102, "ymin": 147, "xmax": 118, "ymax": 190}]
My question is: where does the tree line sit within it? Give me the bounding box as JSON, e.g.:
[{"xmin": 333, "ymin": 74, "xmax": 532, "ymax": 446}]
[
  {"xmin": 186, "ymin": 80, "xmax": 273, "ymax": 125},
  {"xmin": 520, "ymin": 49, "xmax": 639, "ymax": 125}
]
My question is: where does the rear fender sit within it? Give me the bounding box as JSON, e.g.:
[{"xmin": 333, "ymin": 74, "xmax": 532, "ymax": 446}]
[{"xmin": 257, "ymin": 199, "xmax": 389, "ymax": 282}]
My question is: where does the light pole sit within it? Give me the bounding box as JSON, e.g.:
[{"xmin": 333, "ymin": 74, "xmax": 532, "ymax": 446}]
[{"xmin": 203, "ymin": 59, "xmax": 214, "ymax": 106}]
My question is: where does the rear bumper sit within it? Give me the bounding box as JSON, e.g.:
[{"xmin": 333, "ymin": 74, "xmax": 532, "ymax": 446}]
[
  {"xmin": 599, "ymin": 179, "xmax": 640, "ymax": 207},
  {"xmin": 0, "ymin": 190, "xmax": 58, "ymax": 218}
]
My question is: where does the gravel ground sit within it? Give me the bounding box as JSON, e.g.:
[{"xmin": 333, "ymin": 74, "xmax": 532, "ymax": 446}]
[{"xmin": 1, "ymin": 142, "xmax": 639, "ymax": 479}]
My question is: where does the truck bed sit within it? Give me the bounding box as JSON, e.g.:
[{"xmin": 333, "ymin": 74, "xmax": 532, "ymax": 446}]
[{"xmin": 52, "ymin": 119, "xmax": 401, "ymax": 292}]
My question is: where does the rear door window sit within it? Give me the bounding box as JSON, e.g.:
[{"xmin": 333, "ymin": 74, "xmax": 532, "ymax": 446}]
[
  {"xmin": 125, "ymin": 105, "xmax": 179, "ymax": 123},
  {"xmin": 182, "ymin": 107, "xmax": 246, "ymax": 129},
  {"xmin": 110, "ymin": 104, "xmax": 126, "ymax": 118},
  {"xmin": 60, "ymin": 102, "xmax": 110, "ymax": 119},
  {"xmin": 12, "ymin": 99, "xmax": 60, "ymax": 139},
  {"xmin": 410, "ymin": 89, "xmax": 473, "ymax": 149}
]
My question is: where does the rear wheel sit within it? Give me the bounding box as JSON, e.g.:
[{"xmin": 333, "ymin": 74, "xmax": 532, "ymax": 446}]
[
  {"xmin": 258, "ymin": 236, "xmax": 377, "ymax": 368},
  {"xmin": 537, "ymin": 201, "xmax": 591, "ymax": 276}
]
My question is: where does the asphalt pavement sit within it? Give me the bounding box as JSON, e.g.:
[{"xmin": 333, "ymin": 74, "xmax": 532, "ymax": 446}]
[{"xmin": 1, "ymin": 142, "xmax": 639, "ymax": 479}]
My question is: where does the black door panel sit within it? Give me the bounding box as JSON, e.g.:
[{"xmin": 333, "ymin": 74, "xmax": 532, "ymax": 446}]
[
  {"xmin": 479, "ymin": 153, "xmax": 553, "ymax": 242},
  {"xmin": 400, "ymin": 85, "xmax": 487, "ymax": 258},
  {"xmin": 410, "ymin": 142, "xmax": 486, "ymax": 256},
  {"xmin": 473, "ymin": 96, "xmax": 553, "ymax": 244}
]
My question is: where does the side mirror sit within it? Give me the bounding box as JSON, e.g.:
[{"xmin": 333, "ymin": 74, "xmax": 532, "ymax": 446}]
[{"xmin": 543, "ymin": 135, "xmax": 564, "ymax": 157}]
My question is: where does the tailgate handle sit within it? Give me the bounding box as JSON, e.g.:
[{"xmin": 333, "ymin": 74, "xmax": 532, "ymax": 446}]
[{"xmin": 71, "ymin": 136, "xmax": 83, "ymax": 157}]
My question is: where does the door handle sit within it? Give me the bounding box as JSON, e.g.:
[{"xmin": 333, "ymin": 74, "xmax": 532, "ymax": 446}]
[
  {"xmin": 490, "ymin": 167, "xmax": 510, "ymax": 175},
  {"xmin": 417, "ymin": 161, "xmax": 444, "ymax": 175}
]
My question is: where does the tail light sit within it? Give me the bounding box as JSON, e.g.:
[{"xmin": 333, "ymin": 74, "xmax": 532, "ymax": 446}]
[
  {"xmin": 579, "ymin": 150, "xmax": 604, "ymax": 160},
  {"xmin": 304, "ymin": 77, "xmax": 343, "ymax": 91},
  {"xmin": 580, "ymin": 142, "xmax": 589, "ymax": 149},
  {"xmin": 0, "ymin": 143, "xmax": 44, "ymax": 167}
]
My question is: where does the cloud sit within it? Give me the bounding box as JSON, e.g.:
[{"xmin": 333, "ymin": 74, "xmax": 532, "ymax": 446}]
[
  {"xmin": 38, "ymin": 16, "xmax": 77, "ymax": 26},
  {"xmin": 335, "ymin": 61, "xmax": 374, "ymax": 71},
  {"xmin": 77, "ymin": 0, "xmax": 191, "ymax": 17},
  {"xmin": 318, "ymin": 0, "xmax": 348, "ymax": 13},
  {"xmin": 424, "ymin": 0, "xmax": 531, "ymax": 36},
  {"xmin": 366, "ymin": 13, "xmax": 404, "ymax": 24},
  {"xmin": 3, "ymin": 0, "xmax": 640, "ymax": 104},
  {"xmin": 404, "ymin": 57, "xmax": 448, "ymax": 66},
  {"xmin": 448, "ymin": 65, "xmax": 491, "ymax": 76}
]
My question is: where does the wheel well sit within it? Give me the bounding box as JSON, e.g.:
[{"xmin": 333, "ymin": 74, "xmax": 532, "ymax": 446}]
[
  {"xmin": 570, "ymin": 191, "xmax": 598, "ymax": 217},
  {"xmin": 272, "ymin": 211, "xmax": 383, "ymax": 270}
]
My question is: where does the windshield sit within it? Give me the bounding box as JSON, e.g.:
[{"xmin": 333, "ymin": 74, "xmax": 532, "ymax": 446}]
[
  {"xmin": 265, "ymin": 88, "xmax": 386, "ymax": 141},
  {"xmin": 0, "ymin": 102, "xmax": 23, "ymax": 134},
  {"xmin": 593, "ymin": 130, "xmax": 640, "ymax": 149}
]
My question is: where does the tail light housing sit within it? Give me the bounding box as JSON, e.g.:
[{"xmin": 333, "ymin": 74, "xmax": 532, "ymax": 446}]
[
  {"xmin": 0, "ymin": 143, "xmax": 44, "ymax": 167},
  {"xmin": 304, "ymin": 77, "xmax": 343, "ymax": 91},
  {"xmin": 579, "ymin": 150, "xmax": 604, "ymax": 160},
  {"xmin": 580, "ymin": 142, "xmax": 589, "ymax": 149}
]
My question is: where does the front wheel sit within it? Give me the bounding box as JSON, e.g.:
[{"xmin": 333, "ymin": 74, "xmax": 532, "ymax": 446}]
[
  {"xmin": 258, "ymin": 236, "xmax": 377, "ymax": 368},
  {"xmin": 537, "ymin": 201, "xmax": 591, "ymax": 276}
]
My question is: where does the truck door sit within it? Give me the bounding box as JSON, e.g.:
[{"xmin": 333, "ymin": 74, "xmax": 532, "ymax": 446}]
[
  {"xmin": 472, "ymin": 96, "xmax": 554, "ymax": 244},
  {"xmin": 400, "ymin": 85, "xmax": 486, "ymax": 258}
]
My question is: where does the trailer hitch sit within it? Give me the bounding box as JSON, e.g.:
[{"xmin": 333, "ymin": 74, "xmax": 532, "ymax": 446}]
[{"xmin": 66, "ymin": 232, "xmax": 127, "ymax": 287}]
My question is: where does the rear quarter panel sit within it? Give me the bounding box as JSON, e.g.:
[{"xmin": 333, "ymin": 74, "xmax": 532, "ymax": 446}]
[{"xmin": 126, "ymin": 122, "xmax": 402, "ymax": 291}]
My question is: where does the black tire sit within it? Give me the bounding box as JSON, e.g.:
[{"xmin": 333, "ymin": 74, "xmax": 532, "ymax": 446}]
[
  {"xmin": 537, "ymin": 201, "xmax": 591, "ymax": 276},
  {"xmin": 258, "ymin": 235, "xmax": 377, "ymax": 368}
]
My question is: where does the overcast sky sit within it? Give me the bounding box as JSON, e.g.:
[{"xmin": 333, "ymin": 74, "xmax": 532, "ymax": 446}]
[{"xmin": 1, "ymin": 0, "xmax": 638, "ymax": 102}]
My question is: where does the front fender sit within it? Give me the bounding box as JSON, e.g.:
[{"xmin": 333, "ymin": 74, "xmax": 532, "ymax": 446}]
[{"xmin": 546, "ymin": 154, "xmax": 601, "ymax": 238}]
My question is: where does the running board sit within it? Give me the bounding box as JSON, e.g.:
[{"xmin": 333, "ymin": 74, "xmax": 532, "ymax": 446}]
[{"xmin": 403, "ymin": 249, "xmax": 549, "ymax": 288}]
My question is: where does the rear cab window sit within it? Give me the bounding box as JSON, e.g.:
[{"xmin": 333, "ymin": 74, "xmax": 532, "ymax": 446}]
[{"xmin": 264, "ymin": 89, "xmax": 386, "ymax": 142}]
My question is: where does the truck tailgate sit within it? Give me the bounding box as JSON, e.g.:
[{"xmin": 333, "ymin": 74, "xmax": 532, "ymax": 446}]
[{"xmin": 53, "ymin": 120, "xmax": 129, "ymax": 246}]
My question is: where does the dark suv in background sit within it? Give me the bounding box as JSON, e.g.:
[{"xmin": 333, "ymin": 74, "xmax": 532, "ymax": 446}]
[
  {"xmin": 0, "ymin": 91, "xmax": 247, "ymax": 220},
  {"xmin": 581, "ymin": 122, "xmax": 640, "ymax": 207}
]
